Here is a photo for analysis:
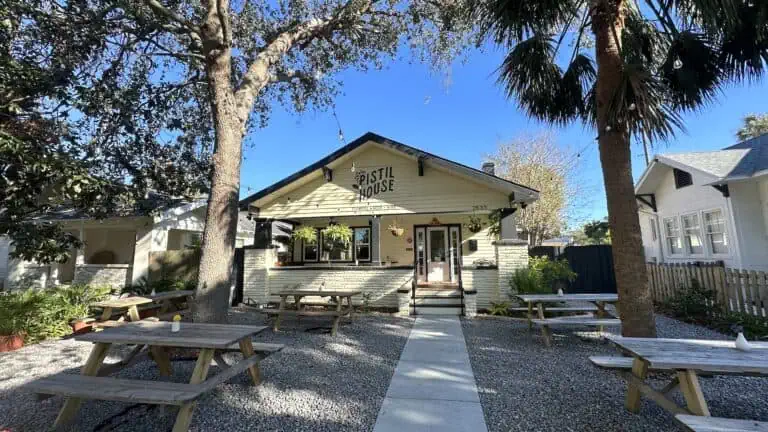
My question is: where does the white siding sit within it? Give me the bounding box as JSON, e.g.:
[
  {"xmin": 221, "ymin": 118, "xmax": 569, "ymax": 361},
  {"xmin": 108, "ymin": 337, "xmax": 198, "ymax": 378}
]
[{"xmin": 729, "ymin": 181, "xmax": 768, "ymax": 270}]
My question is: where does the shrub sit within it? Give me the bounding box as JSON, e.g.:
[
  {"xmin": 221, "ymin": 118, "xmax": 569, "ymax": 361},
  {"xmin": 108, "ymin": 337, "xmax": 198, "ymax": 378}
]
[
  {"xmin": 659, "ymin": 279, "xmax": 720, "ymax": 323},
  {"xmin": 488, "ymin": 302, "xmax": 511, "ymax": 316},
  {"xmin": 57, "ymin": 285, "xmax": 113, "ymax": 320},
  {"xmin": 125, "ymin": 277, "xmax": 196, "ymax": 295},
  {"xmin": 530, "ymin": 256, "xmax": 577, "ymax": 290},
  {"xmin": 509, "ymin": 268, "xmax": 545, "ymax": 295},
  {"xmin": 0, "ymin": 290, "xmax": 70, "ymax": 343}
]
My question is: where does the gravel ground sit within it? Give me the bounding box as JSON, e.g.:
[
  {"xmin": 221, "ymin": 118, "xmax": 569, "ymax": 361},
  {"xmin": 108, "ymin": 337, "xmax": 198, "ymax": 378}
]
[
  {"xmin": 0, "ymin": 309, "xmax": 412, "ymax": 432},
  {"xmin": 462, "ymin": 314, "xmax": 768, "ymax": 431}
]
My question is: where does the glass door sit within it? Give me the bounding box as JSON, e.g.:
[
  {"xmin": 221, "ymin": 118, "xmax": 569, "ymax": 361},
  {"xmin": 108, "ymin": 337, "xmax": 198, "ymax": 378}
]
[{"xmin": 426, "ymin": 227, "xmax": 449, "ymax": 282}]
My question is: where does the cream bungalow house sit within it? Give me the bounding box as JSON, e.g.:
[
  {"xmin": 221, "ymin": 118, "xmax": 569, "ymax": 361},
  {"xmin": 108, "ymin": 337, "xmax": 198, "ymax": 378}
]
[
  {"xmin": 240, "ymin": 132, "xmax": 538, "ymax": 315},
  {"xmin": 2, "ymin": 197, "xmax": 255, "ymax": 289}
]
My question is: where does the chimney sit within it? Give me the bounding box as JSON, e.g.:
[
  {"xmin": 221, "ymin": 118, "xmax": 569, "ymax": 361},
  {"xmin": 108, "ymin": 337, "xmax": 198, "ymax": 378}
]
[{"xmin": 481, "ymin": 162, "xmax": 495, "ymax": 175}]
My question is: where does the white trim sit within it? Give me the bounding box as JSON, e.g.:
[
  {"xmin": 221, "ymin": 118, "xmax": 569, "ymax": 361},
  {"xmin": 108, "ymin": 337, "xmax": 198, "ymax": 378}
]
[
  {"xmin": 680, "ymin": 212, "xmax": 705, "ymax": 257},
  {"xmin": 702, "ymin": 207, "xmax": 732, "ymax": 258},
  {"xmin": 663, "ymin": 217, "xmax": 683, "ymax": 256}
]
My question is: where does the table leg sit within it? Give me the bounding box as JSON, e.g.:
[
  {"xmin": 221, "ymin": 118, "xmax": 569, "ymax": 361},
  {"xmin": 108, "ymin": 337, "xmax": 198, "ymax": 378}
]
[
  {"xmin": 625, "ymin": 357, "xmax": 649, "ymax": 413},
  {"xmin": 274, "ymin": 296, "xmax": 287, "ymax": 331},
  {"xmin": 99, "ymin": 307, "xmax": 113, "ymax": 322},
  {"xmin": 527, "ymin": 302, "xmax": 534, "ymax": 331},
  {"xmin": 150, "ymin": 346, "xmax": 173, "ymax": 376},
  {"xmin": 537, "ymin": 303, "xmax": 552, "ymax": 347},
  {"xmin": 595, "ymin": 302, "xmax": 607, "ymax": 318},
  {"xmin": 294, "ymin": 295, "xmax": 304, "ymax": 311},
  {"xmin": 678, "ymin": 369, "xmax": 710, "ymax": 416},
  {"xmin": 159, "ymin": 299, "xmax": 171, "ymax": 314},
  {"xmin": 128, "ymin": 305, "xmax": 141, "ymax": 322},
  {"xmin": 172, "ymin": 348, "xmax": 215, "ymax": 432},
  {"xmin": 346, "ymin": 296, "xmax": 354, "ymax": 321},
  {"xmin": 239, "ymin": 338, "xmax": 261, "ymax": 385},
  {"xmin": 331, "ymin": 297, "xmax": 343, "ymax": 336},
  {"xmin": 54, "ymin": 342, "xmax": 111, "ymax": 428}
]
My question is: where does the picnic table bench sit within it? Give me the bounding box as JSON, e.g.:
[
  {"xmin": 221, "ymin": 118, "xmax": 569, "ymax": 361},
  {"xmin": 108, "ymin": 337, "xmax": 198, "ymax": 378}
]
[
  {"xmin": 601, "ymin": 337, "xmax": 768, "ymax": 417},
  {"xmin": 24, "ymin": 321, "xmax": 283, "ymax": 432},
  {"xmin": 515, "ymin": 293, "xmax": 620, "ymax": 346},
  {"xmin": 264, "ymin": 289, "xmax": 361, "ymax": 336},
  {"xmin": 676, "ymin": 414, "xmax": 768, "ymax": 432},
  {"xmin": 93, "ymin": 297, "xmax": 153, "ymax": 322}
]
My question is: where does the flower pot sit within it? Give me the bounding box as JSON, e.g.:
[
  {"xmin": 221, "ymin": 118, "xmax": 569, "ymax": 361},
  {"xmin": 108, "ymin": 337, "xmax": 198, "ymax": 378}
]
[
  {"xmin": 0, "ymin": 334, "xmax": 24, "ymax": 352},
  {"xmin": 70, "ymin": 320, "xmax": 93, "ymax": 335},
  {"xmin": 390, "ymin": 228, "xmax": 404, "ymax": 237}
]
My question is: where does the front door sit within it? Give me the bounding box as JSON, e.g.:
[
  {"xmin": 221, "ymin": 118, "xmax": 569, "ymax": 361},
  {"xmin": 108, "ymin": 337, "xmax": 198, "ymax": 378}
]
[{"xmin": 426, "ymin": 227, "xmax": 449, "ymax": 282}]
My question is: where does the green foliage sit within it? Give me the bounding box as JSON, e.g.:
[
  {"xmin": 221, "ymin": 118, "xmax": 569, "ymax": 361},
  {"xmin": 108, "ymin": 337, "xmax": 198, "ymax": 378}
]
[
  {"xmin": 530, "ymin": 256, "xmax": 577, "ymax": 289},
  {"xmin": 126, "ymin": 278, "xmax": 196, "ymax": 296},
  {"xmin": 488, "ymin": 302, "xmax": 511, "ymax": 316},
  {"xmin": 292, "ymin": 226, "xmax": 318, "ymax": 244},
  {"xmin": 321, "ymin": 224, "xmax": 353, "ymax": 247},
  {"xmin": 509, "ymin": 268, "xmax": 546, "ymax": 295},
  {"xmin": 57, "ymin": 285, "xmax": 113, "ymax": 320},
  {"xmin": 736, "ymin": 113, "xmax": 768, "ymax": 141}
]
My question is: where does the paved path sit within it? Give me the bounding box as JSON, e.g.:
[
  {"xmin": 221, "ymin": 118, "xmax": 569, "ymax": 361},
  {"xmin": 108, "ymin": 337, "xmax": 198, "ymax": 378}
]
[{"xmin": 373, "ymin": 316, "xmax": 488, "ymax": 432}]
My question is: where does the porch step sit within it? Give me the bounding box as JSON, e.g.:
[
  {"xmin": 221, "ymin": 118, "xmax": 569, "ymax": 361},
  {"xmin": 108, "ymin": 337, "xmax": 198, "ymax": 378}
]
[
  {"xmin": 414, "ymin": 305, "xmax": 463, "ymax": 315},
  {"xmin": 411, "ymin": 297, "xmax": 462, "ymax": 306},
  {"xmin": 413, "ymin": 289, "xmax": 462, "ymax": 297}
]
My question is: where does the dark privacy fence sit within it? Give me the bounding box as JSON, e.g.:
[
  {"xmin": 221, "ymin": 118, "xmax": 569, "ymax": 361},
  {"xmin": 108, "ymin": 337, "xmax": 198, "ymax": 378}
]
[{"xmin": 561, "ymin": 245, "xmax": 617, "ymax": 294}]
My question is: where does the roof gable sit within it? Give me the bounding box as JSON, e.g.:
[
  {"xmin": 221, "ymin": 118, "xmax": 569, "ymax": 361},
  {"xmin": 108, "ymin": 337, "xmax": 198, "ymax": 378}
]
[{"xmin": 240, "ymin": 132, "xmax": 539, "ymax": 212}]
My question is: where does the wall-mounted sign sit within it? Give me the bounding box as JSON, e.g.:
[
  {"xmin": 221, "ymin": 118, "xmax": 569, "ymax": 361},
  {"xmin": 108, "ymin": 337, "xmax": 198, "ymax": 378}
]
[{"xmin": 354, "ymin": 167, "xmax": 395, "ymax": 201}]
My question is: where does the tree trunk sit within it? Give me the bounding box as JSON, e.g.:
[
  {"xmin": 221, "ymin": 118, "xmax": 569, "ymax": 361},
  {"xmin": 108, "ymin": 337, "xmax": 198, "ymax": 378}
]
[
  {"xmin": 194, "ymin": 37, "xmax": 244, "ymax": 323},
  {"xmin": 592, "ymin": 0, "xmax": 656, "ymax": 337}
]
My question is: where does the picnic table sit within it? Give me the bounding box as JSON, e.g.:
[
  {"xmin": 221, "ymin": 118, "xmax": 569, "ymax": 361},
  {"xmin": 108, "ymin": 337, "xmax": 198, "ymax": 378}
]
[
  {"xmin": 265, "ymin": 289, "xmax": 361, "ymax": 336},
  {"xmin": 93, "ymin": 296, "xmax": 153, "ymax": 322},
  {"xmin": 25, "ymin": 321, "xmax": 273, "ymax": 432},
  {"xmin": 515, "ymin": 293, "xmax": 620, "ymax": 346},
  {"xmin": 146, "ymin": 290, "xmax": 195, "ymax": 315},
  {"xmin": 605, "ymin": 337, "xmax": 768, "ymax": 417}
]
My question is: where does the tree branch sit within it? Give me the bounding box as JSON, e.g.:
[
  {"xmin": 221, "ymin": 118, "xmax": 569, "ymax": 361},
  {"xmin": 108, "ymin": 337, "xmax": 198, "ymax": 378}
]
[{"xmin": 140, "ymin": 0, "xmax": 203, "ymax": 45}]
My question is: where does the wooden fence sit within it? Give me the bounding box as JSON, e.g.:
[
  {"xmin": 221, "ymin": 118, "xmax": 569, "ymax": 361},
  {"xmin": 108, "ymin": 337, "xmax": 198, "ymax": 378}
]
[{"xmin": 647, "ymin": 262, "xmax": 768, "ymax": 317}]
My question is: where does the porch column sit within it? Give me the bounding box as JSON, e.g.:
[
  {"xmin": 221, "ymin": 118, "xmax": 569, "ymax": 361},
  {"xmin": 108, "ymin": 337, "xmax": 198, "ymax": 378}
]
[
  {"xmin": 371, "ymin": 216, "xmax": 381, "ymax": 265},
  {"xmin": 75, "ymin": 222, "xmax": 85, "ymax": 265}
]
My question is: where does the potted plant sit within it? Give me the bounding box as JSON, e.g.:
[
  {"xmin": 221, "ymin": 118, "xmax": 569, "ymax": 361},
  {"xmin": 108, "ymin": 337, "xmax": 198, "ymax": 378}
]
[
  {"xmin": 292, "ymin": 226, "xmax": 318, "ymax": 245},
  {"xmin": 59, "ymin": 285, "xmax": 111, "ymax": 334},
  {"xmin": 532, "ymin": 257, "xmax": 577, "ymax": 294},
  {"xmin": 0, "ymin": 293, "xmax": 32, "ymax": 352},
  {"xmin": 321, "ymin": 224, "xmax": 353, "ymax": 263},
  {"xmin": 388, "ymin": 221, "xmax": 405, "ymax": 237},
  {"xmin": 467, "ymin": 215, "xmax": 484, "ymax": 233}
]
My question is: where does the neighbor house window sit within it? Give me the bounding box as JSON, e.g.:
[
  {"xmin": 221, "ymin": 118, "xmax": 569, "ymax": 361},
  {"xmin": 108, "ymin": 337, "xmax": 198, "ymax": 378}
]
[
  {"xmin": 664, "ymin": 217, "xmax": 683, "ymax": 255},
  {"xmin": 673, "ymin": 168, "xmax": 693, "ymax": 189},
  {"xmin": 354, "ymin": 227, "xmax": 371, "ymax": 261},
  {"xmin": 703, "ymin": 210, "xmax": 729, "ymax": 254},
  {"xmin": 681, "ymin": 214, "xmax": 703, "ymax": 255},
  {"xmin": 649, "ymin": 217, "xmax": 658, "ymax": 241}
]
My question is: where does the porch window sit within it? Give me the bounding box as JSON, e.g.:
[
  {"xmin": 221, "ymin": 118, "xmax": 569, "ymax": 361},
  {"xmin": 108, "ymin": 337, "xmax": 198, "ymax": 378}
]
[
  {"xmin": 303, "ymin": 237, "xmax": 319, "ymax": 262},
  {"xmin": 354, "ymin": 227, "xmax": 371, "ymax": 261},
  {"xmin": 681, "ymin": 214, "xmax": 703, "ymax": 255},
  {"xmin": 664, "ymin": 217, "xmax": 683, "ymax": 255},
  {"xmin": 703, "ymin": 210, "xmax": 729, "ymax": 254},
  {"xmin": 321, "ymin": 233, "xmax": 353, "ymax": 261}
]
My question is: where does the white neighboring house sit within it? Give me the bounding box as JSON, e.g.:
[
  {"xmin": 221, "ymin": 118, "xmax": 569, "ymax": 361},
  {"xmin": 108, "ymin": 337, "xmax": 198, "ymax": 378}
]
[
  {"xmin": 1, "ymin": 198, "xmax": 255, "ymax": 290},
  {"xmin": 635, "ymin": 133, "xmax": 768, "ymax": 270}
]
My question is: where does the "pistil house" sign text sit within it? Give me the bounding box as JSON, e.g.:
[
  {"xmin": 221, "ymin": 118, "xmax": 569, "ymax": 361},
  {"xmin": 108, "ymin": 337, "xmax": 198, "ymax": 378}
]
[{"xmin": 354, "ymin": 167, "xmax": 395, "ymax": 201}]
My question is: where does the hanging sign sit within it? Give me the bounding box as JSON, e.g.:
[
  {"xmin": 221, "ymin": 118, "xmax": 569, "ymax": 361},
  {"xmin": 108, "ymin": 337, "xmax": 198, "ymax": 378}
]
[{"xmin": 354, "ymin": 167, "xmax": 395, "ymax": 201}]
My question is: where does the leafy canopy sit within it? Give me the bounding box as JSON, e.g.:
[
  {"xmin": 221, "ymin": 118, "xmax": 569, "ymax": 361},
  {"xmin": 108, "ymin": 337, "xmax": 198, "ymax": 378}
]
[{"xmin": 736, "ymin": 113, "xmax": 768, "ymax": 141}]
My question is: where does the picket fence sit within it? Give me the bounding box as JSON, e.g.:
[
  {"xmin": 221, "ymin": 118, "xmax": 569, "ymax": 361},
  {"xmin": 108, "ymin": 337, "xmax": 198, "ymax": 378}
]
[{"xmin": 647, "ymin": 262, "xmax": 768, "ymax": 317}]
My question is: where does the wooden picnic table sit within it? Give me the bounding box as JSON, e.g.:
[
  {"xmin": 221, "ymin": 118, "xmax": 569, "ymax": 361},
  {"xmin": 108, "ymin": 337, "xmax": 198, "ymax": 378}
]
[
  {"xmin": 146, "ymin": 289, "xmax": 195, "ymax": 314},
  {"xmin": 515, "ymin": 293, "xmax": 620, "ymax": 346},
  {"xmin": 93, "ymin": 296, "xmax": 153, "ymax": 322},
  {"xmin": 26, "ymin": 321, "xmax": 267, "ymax": 432},
  {"xmin": 267, "ymin": 289, "xmax": 361, "ymax": 336},
  {"xmin": 609, "ymin": 337, "xmax": 768, "ymax": 417}
]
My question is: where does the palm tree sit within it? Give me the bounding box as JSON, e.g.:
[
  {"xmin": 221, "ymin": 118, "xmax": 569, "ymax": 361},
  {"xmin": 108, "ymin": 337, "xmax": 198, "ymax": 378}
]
[{"xmin": 474, "ymin": 0, "xmax": 768, "ymax": 337}]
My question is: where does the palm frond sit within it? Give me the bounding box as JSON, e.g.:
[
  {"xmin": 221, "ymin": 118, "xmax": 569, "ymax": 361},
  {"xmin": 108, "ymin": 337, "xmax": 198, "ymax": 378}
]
[
  {"xmin": 717, "ymin": 3, "xmax": 768, "ymax": 81},
  {"xmin": 661, "ymin": 31, "xmax": 723, "ymax": 110},
  {"xmin": 475, "ymin": 0, "xmax": 581, "ymax": 44}
]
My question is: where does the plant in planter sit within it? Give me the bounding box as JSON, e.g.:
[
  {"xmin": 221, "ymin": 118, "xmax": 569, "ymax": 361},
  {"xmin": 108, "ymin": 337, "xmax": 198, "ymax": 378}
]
[
  {"xmin": 0, "ymin": 297, "xmax": 30, "ymax": 352},
  {"xmin": 321, "ymin": 224, "xmax": 353, "ymax": 263},
  {"xmin": 467, "ymin": 215, "xmax": 484, "ymax": 233},
  {"xmin": 58, "ymin": 285, "xmax": 112, "ymax": 333},
  {"xmin": 292, "ymin": 226, "xmax": 319, "ymax": 245},
  {"xmin": 531, "ymin": 256, "xmax": 577, "ymax": 294}
]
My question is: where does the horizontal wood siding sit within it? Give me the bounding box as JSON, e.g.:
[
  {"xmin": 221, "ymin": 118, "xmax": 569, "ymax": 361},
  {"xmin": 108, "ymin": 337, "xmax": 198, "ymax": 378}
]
[
  {"xmin": 462, "ymin": 269, "xmax": 499, "ymax": 308},
  {"xmin": 258, "ymin": 143, "xmax": 510, "ymax": 218}
]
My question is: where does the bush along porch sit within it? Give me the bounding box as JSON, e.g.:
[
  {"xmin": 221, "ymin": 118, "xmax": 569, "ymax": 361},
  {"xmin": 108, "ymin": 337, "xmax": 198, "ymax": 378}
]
[{"xmin": 239, "ymin": 133, "xmax": 538, "ymax": 316}]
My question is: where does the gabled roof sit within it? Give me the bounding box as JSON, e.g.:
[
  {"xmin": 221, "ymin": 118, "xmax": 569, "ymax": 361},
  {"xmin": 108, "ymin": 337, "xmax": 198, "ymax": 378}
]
[
  {"xmin": 635, "ymin": 133, "xmax": 768, "ymax": 194},
  {"xmin": 240, "ymin": 132, "xmax": 539, "ymax": 210}
]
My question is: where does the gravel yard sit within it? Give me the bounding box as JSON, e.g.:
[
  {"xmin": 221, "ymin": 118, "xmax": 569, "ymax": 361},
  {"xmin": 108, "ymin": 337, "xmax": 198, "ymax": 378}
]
[
  {"xmin": 462, "ymin": 314, "xmax": 768, "ymax": 431},
  {"xmin": 0, "ymin": 309, "xmax": 412, "ymax": 432}
]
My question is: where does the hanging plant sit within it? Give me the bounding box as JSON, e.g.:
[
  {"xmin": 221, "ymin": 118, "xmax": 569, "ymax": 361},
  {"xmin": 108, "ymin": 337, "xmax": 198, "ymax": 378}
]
[
  {"xmin": 388, "ymin": 220, "xmax": 405, "ymax": 237},
  {"xmin": 292, "ymin": 226, "xmax": 318, "ymax": 244},
  {"xmin": 321, "ymin": 224, "xmax": 353, "ymax": 247},
  {"xmin": 467, "ymin": 214, "xmax": 484, "ymax": 233}
]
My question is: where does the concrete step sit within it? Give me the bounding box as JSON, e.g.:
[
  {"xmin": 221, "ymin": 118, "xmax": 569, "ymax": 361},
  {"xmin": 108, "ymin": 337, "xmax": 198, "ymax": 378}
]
[
  {"xmin": 414, "ymin": 305, "xmax": 463, "ymax": 315},
  {"xmin": 414, "ymin": 289, "xmax": 461, "ymax": 297},
  {"xmin": 411, "ymin": 297, "xmax": 463, "ymax": 306}
]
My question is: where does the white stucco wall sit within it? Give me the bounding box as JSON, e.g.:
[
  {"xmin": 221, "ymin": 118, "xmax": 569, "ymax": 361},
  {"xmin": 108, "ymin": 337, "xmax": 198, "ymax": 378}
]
[
  {"xmin": 729, "ymin": 180, "xmax": 768, "ymax": 270},
  {"xmin": 638, "ymin": 210, "xmax": 662, "ymax": 263},
  {"xmin": 638, "ymin": 166, "xmax": 739, "ymax": 267}
]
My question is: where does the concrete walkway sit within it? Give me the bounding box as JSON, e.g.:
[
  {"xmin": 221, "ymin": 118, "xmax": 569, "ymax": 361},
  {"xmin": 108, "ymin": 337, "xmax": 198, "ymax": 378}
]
[{"xmin": 373, "ymin": 316, "xmax": 488, "ymax": 432}]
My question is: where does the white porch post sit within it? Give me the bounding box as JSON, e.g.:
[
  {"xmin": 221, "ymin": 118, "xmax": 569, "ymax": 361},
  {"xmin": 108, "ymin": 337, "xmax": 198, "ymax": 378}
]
[
  {"xmin": 131, "ymin": 225, "xmax": 153, "ymax": 284},
  {"xmin": 371, "ymin": 215, "xmax": 381, "ymax": 265},
  {"xmin": 75, "ymin": 222, "xmax": 85, "ymax": 265}
]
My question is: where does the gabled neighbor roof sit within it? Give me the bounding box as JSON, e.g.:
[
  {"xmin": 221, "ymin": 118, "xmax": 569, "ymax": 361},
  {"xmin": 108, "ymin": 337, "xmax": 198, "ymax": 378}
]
[
  {"xmin": 635, "ymin": 133, "xmax": 768, "ymax": 194},
  {"xmin": 240, "ymin": 132, "xmax": 539, "ymax": 210}
]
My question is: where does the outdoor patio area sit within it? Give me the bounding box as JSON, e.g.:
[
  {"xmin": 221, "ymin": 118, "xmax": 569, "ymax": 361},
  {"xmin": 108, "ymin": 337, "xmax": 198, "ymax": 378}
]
[{"xmin": 1, "ymin": 310, "xmax": 767, "ymax": 431}]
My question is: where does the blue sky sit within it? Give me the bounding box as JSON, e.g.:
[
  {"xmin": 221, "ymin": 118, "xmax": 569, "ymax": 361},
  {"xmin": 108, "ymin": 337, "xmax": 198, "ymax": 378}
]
[{"xmin": 241, "ymin": 45, "xmax": 768, "ymax": 227}]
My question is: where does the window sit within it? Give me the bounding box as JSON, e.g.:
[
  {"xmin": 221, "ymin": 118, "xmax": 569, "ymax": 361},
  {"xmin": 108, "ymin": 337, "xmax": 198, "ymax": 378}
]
[
  {"xmin": 321, "ymin": 232, "xmax": 353, "ymax": 261},
  {"xmin": 703, "ymin": 210, "xmax": 729, "ymax": 254},
  {"xmin": 354, "ymin": 227, "xmax": 371, "ymax": 261},
  {"xmin": 673, "ymin": 168, "xmax": 693, "ymax": 189},
  {"xmin": 649, "ymin": 217, "xmax": 658, "ymax": 241},
  {"xmin": 681, "ymin": 214, "xmax": 703, "ymax": 254},
  {"xmin": 303, "ymin": 235, "xmax": 319, "ymax": 262},
  {"xmin": 664, "ymin": 217, "xmax": 683, "ymax": 255}
]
